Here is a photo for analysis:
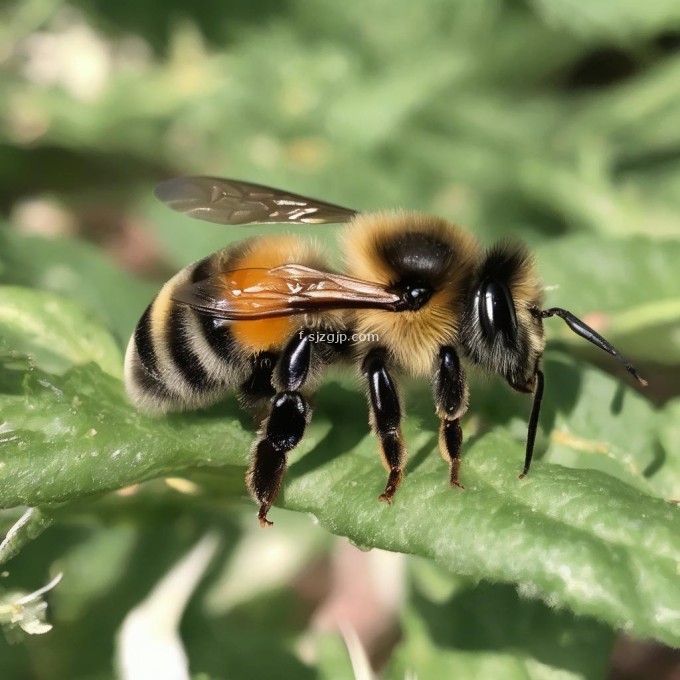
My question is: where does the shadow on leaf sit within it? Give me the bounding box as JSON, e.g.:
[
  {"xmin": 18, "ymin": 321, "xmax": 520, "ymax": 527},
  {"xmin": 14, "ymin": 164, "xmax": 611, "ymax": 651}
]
[{"xmin": 410, "ymin": 579, "xmax": 613, "ymax": 677}]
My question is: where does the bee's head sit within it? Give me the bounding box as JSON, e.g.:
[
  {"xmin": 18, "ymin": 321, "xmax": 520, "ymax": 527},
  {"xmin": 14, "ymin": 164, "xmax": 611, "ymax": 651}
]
[
  {"xmin": 459, "ymin": 242, "xmax": 545, "ymax": 392},
  {"xmin": 460, "ymin": 241, "xmax": 647, "ymax": 391}
]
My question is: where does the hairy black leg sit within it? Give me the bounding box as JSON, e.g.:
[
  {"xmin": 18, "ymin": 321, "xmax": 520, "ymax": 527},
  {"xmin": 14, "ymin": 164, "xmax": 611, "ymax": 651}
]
[
  {"xmin": 246, "ymin": 332, "xmax": 312, "ymax": 526},
  {"xmin": 363, "ymin": 348, "xmax": 406, "ymax": 504},
  {"xmin": 239, "ymin": 352, "xmax": 278, "ymax": 423},
  {"xmin": 433, "ymin": 346, "xmax": 468, "ymax": 489},
  {"xmin": 247, "ymin": 391, "xmax": 308, "ymax": 526}
]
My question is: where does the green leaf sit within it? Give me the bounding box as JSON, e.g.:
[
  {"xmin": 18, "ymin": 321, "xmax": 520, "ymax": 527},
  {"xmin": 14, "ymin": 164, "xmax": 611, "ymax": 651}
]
[
  {"xmin": 387, "ymin": 564, "xmax": 614, "ymax": 680},
  {"xmin": 0, "ymin": 286, "xmax": 122, "ymax": 378},
  {"xmin": 660, "ymin": 399, "xmax": 680, "ymax": 501},
  {"xmin": 314, "ymin": 633, "xmax": 358, "ymax": 680},
  {"xmin": 50, "ymin": 523, "xmax": 138, "ymax": 621},
  {"xmin": 0, "ymin": 354, "xmax": 251, "ymax": 508},
  {"xmin": 1, "ymin": 350, "xmax": 679, "ymax": 646},
  {"xmin": 282, "ymin": 432, "xmax": 680, "ymax": 648},
  {"xmin": 537, "ymin": 236, "xmax": 680, "ymax": 363},
  {"xmin": 538, "ymin": 236, "xmax": 680, "ymax": 313},
  {"xmin": 604, "ymin": 299, "xmax": 680, "ymax": 365},
  {"xmin": 185, "ymin": 624, "xmax": 315, "ymax": 680},
  {"xmin": 0, "ymin": 228, "xmax": 156, "ymax": 344},
  {"xmin": 0, "ymin": 515, "xmax": 235, "ymax": 680},
  {"xmin": 472, "ymin": 354, "xmax": 675, "ymax": 498},
  {"xmin": 529, "ymin": 0, "xmax": 680, "ymax": 41}
]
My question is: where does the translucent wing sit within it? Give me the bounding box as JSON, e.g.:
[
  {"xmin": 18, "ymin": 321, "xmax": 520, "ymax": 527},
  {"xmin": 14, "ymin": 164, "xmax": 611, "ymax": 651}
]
[
  {"xmin": 154, "ymin": 176, "xmax": 358, "ymax": 225},
  {"xmin": 172, "ymin": 264, "xmax": 404, "ymax": 320}
]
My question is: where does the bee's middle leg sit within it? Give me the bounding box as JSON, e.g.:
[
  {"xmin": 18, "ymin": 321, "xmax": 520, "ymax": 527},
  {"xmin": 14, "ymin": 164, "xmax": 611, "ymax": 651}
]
[{"xmin": 362, "ymin": 347, "xmax": 406, "ymax": 504}]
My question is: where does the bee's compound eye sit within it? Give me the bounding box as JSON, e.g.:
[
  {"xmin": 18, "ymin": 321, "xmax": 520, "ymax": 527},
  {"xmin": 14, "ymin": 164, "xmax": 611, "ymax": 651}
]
[{"xmin": 477, "ymin": 279, "xmax": 517, "ymax": 343}]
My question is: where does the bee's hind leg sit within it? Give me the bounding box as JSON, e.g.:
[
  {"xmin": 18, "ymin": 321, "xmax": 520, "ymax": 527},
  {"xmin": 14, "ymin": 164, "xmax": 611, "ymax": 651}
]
[
  {"xmin": 238, "ymin": 351, "xmax": 278, "ymax": 426},
  {"xmin": 246, "ymin": 332, "xmax": 313, "ymax": 527}
]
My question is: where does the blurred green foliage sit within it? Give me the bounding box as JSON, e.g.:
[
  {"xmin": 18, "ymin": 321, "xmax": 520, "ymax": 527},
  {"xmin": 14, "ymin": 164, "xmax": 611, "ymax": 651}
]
[{"xmin": 1, "ymin": 0, "xmax": 680, "ymax": 678}]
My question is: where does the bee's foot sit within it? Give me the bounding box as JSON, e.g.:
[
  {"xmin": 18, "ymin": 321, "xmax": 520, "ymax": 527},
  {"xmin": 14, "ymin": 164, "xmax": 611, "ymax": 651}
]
[{"xmin": 258, "ymin": 506, "xmax": 274, "ymax": 527}]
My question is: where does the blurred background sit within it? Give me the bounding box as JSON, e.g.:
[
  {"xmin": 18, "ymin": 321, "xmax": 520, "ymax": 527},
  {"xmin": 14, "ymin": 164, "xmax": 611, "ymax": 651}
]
[{"xmin": 1, "ymin": 0, "xmax": 680, "ymax": 678}]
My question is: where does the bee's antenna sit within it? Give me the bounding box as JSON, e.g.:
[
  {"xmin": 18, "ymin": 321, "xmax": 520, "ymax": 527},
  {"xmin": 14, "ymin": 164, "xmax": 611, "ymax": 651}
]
[
  {"xmin": 533, "ymin": 307, "xmax": 647, "ymax": 386},
  {"xmin": 520, "ymin": 368, "xmax": 544, "ymax": 479}
]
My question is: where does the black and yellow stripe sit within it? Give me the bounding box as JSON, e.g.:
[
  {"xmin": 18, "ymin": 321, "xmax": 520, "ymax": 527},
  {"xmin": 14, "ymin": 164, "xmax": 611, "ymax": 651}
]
[
  {"xmin": 124, "ymin": 257, "xmax": 242, "ymax": 413},
  {"xmin": 123, "ymin": 236, "xmax": 339, "ymax": 414}
]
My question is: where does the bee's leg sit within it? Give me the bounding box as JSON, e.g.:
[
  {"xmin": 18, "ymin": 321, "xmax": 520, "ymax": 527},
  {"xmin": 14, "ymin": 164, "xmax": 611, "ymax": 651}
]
[
  {"xmin": 246, "ymin": 332, "xmax": 313, "ymax": 527},
  {"xmin": 433, "ymin": 346, "xmax": 469, "ymax": 489},
  {"xmin": 362, "ymin": 348, "xmax": 406, "ymax": 504},
  {"xmin": 238, "ymin": 351, "xmax": 278, "ymax": 425}
]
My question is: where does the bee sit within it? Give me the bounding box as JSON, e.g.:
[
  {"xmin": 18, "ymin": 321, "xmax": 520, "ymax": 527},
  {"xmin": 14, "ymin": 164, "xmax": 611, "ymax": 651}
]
[{"xmin": 125, "ymin": 177, "xmax": 647, "ymax": 526}]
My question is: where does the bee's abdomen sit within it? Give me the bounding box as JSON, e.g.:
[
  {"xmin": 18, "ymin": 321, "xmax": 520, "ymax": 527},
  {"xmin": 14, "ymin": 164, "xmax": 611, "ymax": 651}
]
[{"xmin": 124, "ymin": 261, "xmax": 243, "ymax": 413}]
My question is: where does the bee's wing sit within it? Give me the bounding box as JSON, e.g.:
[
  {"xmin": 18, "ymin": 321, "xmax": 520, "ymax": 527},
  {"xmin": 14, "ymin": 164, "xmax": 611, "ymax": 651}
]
[
  {"xmin": 154, "ymin": 177, "xmax": 358, "ymax": 225},
  {"xmin": 172, "ymin": 264, "xmax": 403, "ymax": 320}
]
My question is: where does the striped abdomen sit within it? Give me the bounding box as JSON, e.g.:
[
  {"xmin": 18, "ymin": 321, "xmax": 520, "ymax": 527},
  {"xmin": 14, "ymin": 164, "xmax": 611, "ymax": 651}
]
[
  {"xmin": 124, "ymin": 256, "xmax": 244, "ymax": 413},
  {"xmin": 124, "ymin": 235, "xmax": 334, "ymax": 413}
]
